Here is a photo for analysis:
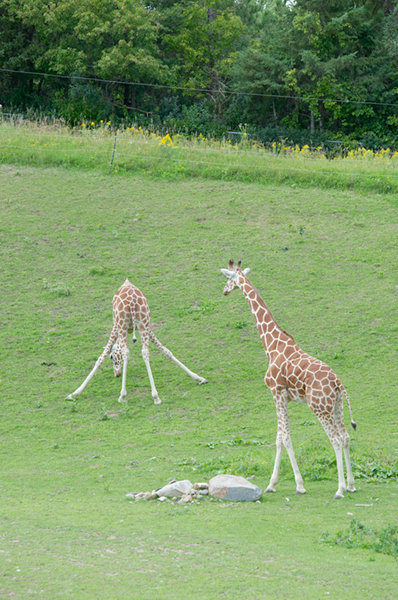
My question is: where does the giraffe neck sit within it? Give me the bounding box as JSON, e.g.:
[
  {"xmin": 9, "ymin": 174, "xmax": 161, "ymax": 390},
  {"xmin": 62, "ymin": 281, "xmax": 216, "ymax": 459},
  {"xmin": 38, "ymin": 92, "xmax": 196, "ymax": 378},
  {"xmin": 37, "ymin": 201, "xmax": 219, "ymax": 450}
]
[{"xmin": 238, "ymin": 275, "xmax": 295, "ymax": 360}]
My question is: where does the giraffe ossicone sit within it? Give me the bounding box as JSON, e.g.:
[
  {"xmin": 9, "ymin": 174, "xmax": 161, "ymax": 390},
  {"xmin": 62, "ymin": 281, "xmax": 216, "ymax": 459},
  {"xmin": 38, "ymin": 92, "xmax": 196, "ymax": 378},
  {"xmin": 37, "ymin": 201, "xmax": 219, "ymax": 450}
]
[
  {"xmin": 66, "ymin": 279, "xmax": 208, "ymax": 405},
  {"xmin": 221, "ymin": 259, "xmax": 356, "ymax": 499}
]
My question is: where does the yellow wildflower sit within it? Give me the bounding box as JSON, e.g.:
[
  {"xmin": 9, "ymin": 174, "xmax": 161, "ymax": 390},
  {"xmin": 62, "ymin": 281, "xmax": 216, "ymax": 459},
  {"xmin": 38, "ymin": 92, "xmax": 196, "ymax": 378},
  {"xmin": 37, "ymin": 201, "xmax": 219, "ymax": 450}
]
[{"xmin": 159, "ymin": 134, "xmax": 173, "ymax": 147}]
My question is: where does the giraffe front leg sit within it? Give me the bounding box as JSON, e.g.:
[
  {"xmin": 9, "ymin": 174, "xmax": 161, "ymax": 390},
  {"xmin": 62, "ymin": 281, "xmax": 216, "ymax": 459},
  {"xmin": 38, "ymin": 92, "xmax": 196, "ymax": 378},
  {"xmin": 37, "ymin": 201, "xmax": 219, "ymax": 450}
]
[
  {"xmin": 66, "ymin": 326, "xmax": 118, "ymax": 400},
  {"xmin": 265, "ymin": 435, "xmax": 283, "ymax": 493},
  {"xmin": 285, "ymin": 439, "xmax": 306, "ymax": 495},
  {"xmin": 280, "ymin": 392, "xmax": 306, "ymax": 494},
  {"xmin": 266, "ymin": 390, "xmax": 306, "ymax": 495},
  {"xmin": 66, "ymin": 354, "xmax": 105, "ymax": 400}
]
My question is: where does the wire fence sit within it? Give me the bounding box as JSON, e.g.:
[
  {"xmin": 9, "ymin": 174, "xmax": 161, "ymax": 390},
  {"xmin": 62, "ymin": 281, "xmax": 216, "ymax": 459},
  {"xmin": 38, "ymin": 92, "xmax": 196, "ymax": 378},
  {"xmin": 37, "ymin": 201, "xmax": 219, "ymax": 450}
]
[
  {"xmin": 1, "ymin": 120, "xmax": 397, "ymax": 189},
  {"xmin": 2, "ymin": 67, "xmax": 398, "ymax": 151},
  {"xmin": 2, "ymin": 109, "xmax": 397, "ymax": 157}
]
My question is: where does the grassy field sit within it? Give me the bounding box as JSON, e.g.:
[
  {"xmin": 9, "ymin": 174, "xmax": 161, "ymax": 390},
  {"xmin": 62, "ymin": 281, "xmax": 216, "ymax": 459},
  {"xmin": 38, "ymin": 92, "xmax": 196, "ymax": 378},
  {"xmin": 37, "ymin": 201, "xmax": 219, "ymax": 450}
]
[
  {"xmin": 0, "ymin": 125, "xmax": 397, "ymax": 598},
  {"xmin": 1, "ymin": 120, "xmax": 398, "ymax": 194}
]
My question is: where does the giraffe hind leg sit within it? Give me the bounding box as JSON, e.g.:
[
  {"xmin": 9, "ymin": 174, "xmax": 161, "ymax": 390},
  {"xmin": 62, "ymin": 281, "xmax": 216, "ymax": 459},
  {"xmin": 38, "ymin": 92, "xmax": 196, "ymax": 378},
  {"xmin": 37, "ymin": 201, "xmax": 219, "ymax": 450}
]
[
  {"xmin": 117, "ymin": 341, "xmax": 129, "ymax": 404},
  {"xmin": 343, "ymin": 445, "xmax": 356, "ymax": 493},
  {"xmin": 140, "ymin": 330, "xmax": 161, "ymax": 404},
  {"xmin": 335, "ymin": 396, "xmax": 356, "ymax": 493},
  {"xmin": 312, "ymin": 405, "xmax": 347, "ymax": 499},
  {"xmin": 148, "ymin": 330, "xmax": 207, "ymax": 384}
]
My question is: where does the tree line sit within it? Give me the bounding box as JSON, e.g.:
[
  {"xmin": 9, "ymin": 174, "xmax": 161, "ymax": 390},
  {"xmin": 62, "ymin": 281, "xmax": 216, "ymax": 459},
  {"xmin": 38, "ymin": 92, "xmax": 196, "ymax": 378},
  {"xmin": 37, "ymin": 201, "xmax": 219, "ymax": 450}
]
[{"xmin": 1, "ymin": 0, "xmax": 397, "ymax": 148}]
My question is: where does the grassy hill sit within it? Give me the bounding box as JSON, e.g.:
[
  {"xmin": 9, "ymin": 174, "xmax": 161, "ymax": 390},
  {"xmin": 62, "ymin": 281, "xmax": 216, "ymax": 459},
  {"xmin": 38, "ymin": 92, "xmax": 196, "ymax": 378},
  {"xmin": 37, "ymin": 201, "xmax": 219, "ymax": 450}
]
[{"xmin": 0, "ymin": 124, "xmax": 397, "ymax": 598}]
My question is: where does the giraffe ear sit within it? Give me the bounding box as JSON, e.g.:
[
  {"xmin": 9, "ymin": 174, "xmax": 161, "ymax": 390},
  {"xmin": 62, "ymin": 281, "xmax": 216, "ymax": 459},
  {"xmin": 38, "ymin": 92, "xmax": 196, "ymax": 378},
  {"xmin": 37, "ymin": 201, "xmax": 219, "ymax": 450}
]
[
  {"xmin": 221, "ymin": 269, "xmax": 236, "ymax": 279},
  {"xmin": 243, "ymin": 267, "xmax": 250, "ymax": 275}
]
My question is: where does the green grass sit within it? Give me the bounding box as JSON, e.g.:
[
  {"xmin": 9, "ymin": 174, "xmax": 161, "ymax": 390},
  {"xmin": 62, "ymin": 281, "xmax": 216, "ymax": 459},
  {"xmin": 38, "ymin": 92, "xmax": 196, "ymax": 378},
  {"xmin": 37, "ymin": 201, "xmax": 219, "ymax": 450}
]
[
  {"xmin": 0, "ymin": 125, "xmax": 397, "ymax": 598},
  {"xmin": 1, "ymin": 120, "xmax": 398, "ymax": 194}
]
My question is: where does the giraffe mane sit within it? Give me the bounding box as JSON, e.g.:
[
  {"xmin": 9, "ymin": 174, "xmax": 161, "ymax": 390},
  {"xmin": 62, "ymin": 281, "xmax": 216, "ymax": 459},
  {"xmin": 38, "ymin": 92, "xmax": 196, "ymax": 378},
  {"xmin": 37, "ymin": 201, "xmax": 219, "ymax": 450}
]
[{"xmin": 243, "ymin": 274, "xmax": 297, "ymax": 344}]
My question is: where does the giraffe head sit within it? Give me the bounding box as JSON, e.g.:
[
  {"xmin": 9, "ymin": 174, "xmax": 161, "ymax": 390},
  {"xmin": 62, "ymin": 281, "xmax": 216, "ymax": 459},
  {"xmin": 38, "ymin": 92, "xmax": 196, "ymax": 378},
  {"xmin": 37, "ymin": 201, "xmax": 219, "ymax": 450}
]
[
  {"xmin": 221, "ymin": 259, "xmax": 250, "ymax": 295},
  {"xmin": 109, "ymin": 339, "xmax": 123, "ymax": 377}
]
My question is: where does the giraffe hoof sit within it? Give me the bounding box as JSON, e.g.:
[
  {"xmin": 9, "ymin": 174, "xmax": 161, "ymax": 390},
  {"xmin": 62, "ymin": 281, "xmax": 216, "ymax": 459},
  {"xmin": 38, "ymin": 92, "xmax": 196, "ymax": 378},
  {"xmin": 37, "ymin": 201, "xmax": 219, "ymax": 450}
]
[
  {"xmin": 65, "ymin": 394, "xmax": 75, "ymax": 401},
  {"xmin": 264, "ymin": 486, "xmax": 276, "ymax": 494},
  {"xmin": 346, "ymin": 487, "xmax": 357, "ymax": 493},
  {"xmin": 334, "ymin": 492, "xmax": 344, "ymax": 499},
  {"xmin": 198, "ymin": 378, "xmax": 208, "ymax": 385},
  {"xmin": 153, "ymin": 396, "xmax": 162, "ymax": 405},
  {"xmin": 295, "ymin": 488, "xmax": 306, "ymax": 495}
]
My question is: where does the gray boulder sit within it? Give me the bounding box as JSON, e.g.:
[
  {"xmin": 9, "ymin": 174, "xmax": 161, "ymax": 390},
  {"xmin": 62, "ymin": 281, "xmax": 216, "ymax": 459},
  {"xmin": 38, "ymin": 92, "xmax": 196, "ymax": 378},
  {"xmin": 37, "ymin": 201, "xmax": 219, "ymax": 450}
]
[
  {"xmin": 209, "ymin": 474, "xmax": 262, "ymax": 502},
  {"xmin": 155, "ymin": 479, "xmax": 193, "ymax": 498}
]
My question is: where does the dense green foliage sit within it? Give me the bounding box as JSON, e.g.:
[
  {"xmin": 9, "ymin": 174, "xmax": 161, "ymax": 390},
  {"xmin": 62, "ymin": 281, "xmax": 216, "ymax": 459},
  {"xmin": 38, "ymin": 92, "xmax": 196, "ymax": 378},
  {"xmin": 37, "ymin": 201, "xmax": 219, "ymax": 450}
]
[{"xmin": 1, "ymin": 1, "xmax": 397, "ymax": 147}]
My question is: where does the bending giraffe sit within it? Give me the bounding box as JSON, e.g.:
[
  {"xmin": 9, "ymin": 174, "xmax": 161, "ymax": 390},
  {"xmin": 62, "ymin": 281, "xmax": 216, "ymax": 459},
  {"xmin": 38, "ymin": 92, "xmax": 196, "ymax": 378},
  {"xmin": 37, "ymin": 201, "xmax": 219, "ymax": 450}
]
[
  {"xmin": 221, "ymin": 260, "xmax": 356, "ymax": 499},
  {"xmin": 66, "ymin": 279, "xmax": 207, "ymax": 405}
]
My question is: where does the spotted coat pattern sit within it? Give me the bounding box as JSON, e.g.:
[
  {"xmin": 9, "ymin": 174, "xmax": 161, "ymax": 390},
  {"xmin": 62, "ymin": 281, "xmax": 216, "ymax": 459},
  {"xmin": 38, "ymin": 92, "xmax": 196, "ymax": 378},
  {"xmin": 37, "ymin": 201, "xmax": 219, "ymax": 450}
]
[
  {"xmin": 67, "ymin": 279, "xmax": 207, "ymax": 405},
  {"xmin": 221, "ymin": 261, "xmax": 356, "ymax": 499}
]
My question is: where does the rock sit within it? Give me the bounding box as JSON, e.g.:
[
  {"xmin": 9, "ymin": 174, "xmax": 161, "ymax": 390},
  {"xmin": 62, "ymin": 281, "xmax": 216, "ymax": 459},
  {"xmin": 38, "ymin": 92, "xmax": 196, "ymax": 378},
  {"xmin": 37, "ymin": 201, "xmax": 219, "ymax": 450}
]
[
  {"xmin": 193, "ymin": 488, "xmax": 208, "ymax": 498},
  {"xmin": 208, "ymin": 474, "xmax": 262, "ymax": 502},
  {"xmin": 155, "ymin": 479, "xmax": 193, "ymax": 498},
  {"xmin": 194, "ymin": 482, "xmax": 209, "ymax": 491},
  {"xmin": 126, "ymin": 492, "xmax": 139, "ymax": 500},
  {"xmin": 177, "ymin": 494, "xmax": 192, "ymax": 504},
  {"xmin": 126, "ymin": 490, "xmax": 159, "ymax": 501}
]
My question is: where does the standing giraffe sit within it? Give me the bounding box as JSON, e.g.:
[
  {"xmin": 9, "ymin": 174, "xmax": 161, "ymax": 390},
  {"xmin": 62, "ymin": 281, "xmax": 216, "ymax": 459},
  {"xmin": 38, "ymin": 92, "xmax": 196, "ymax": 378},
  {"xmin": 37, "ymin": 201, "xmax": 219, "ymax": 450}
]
[
  {"xmin": 221, "ymin": 260, "xmax": 356, "ymax": 499},
  {"xmin": 66, "ymin": 279, "xmax": 207, "ymax": 405}
]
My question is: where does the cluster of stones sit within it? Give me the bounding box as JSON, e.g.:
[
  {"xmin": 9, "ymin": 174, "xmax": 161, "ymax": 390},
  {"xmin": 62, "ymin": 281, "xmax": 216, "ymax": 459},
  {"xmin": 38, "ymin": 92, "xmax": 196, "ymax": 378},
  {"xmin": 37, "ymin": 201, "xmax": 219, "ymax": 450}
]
[{"xmin": 126, "ymin": 474, "xmax": 262, "ymax": 504}]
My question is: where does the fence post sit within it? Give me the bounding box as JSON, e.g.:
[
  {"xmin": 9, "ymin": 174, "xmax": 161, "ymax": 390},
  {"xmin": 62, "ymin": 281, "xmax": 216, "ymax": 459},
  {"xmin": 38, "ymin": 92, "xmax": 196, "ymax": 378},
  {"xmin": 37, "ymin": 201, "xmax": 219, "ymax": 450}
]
[{"xmin": 110, "ymin": 133, "xmax": 117, "ymax": 166}]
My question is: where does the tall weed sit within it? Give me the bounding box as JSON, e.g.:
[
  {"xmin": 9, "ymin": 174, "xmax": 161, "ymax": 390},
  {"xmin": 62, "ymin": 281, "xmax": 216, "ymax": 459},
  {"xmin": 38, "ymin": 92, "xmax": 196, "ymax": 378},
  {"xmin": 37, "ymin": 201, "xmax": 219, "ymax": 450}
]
[{"xmin": 322, "ymin": 519, "xmax": 398, "ymax": 558}]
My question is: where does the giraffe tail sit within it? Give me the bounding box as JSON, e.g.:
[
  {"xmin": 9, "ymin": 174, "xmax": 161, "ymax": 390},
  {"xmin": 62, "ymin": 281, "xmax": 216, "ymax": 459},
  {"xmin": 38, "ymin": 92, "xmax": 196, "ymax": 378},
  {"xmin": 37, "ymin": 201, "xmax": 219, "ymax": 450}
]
[{"xmin": 341, "ymin": 386, "xmax": 357, "ymax": 430}]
